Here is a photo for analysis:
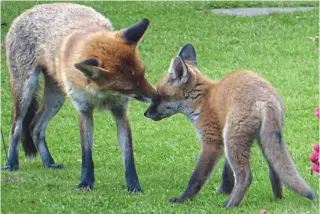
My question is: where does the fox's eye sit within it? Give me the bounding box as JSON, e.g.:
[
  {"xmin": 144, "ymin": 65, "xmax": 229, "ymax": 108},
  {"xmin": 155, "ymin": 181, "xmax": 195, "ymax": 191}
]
[{"xmin": 152, "ymin": 93, "xmax": 161, "ymax": 102}]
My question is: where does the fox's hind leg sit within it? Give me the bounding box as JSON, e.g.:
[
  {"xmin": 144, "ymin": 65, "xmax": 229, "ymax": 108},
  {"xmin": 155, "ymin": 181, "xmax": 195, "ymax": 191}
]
[
  {"xmin": 112, "ymin": 106, "xmax": 142, "ymax": 192},
  {"xmin": 30, "ymin": 73, "xmax": 65, "ymax": 169},
  {"xmin": 223, "ymin": 122, "xmax": 255, "ymax": 208},
  {"xmin": 2, "ymin": 66, "xmax": 42, "ymax": 171},
  {"xmin": 218, "ymin": 159, "xmax": 234, "ymax": 194}
]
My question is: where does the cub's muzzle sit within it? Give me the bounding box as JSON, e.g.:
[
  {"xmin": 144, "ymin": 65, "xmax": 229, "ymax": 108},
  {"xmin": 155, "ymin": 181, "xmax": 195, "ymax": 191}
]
[{"xmin": 144, "ymin": 102, "xmax": 164, "ymax": 121}]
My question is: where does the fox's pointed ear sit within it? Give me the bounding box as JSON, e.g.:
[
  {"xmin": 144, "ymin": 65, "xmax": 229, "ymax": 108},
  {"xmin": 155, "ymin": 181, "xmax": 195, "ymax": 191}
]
[
  {"xmin": 75, "ymin": 58, "xmax": 104, "ymax": 80},
  {"xmin": 169, "ymin": 56, "xmax": 189, "ymax": 83},
  {"xmin": 178, "ymin": 43, "xmax": 197, "ymax": 65},
  {"xmin": 121, "ymin": 18, "xmax": 150, "ymax": 44}
]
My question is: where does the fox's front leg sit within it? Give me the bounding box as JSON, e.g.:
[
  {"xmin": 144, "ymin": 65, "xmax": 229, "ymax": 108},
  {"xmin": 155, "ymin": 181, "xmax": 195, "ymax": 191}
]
[
  {"xmin": 169, "ymin": 141, "xmax": 223, "ymax": 203},
  {"xmin": 112, "ymin": 109, "xmax": 142, "ymax": 192},
  {"xmin": 75, "ymin": 109, "xmax": 95, "ymax": 190}
]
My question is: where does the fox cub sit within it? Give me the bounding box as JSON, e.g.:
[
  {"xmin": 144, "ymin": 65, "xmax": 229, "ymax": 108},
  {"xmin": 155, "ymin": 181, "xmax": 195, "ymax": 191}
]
[
  {"xmin": 3, "ymin": 3, "xmax": 156, "ymax": 192},
  {"xmin": 144, "ymin": 43, "xmax": 316, "ymax": 208}
]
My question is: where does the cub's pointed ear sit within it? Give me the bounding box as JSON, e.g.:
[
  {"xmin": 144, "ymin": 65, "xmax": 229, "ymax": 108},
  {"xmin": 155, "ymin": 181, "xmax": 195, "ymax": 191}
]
[
  {"xmin": 74, "ymin": 57, "xmax": 103, "ymax": 80},
  {"xmin": 178, "ymin": 43, "xmax": 197, "ymax": 65},
  {"xmin": 169, "ymin": 56, "xmax": 189, "ymax": 83},
  {"xmin": 121, "ymin": 18, "xmax": 150, "ymax": 44}
]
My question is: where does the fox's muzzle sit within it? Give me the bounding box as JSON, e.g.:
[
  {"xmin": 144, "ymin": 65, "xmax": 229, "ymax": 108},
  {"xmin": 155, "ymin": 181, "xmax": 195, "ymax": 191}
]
[{"xmin": 132, "ymin": 78, "xmax": 156, "ymax": 103}]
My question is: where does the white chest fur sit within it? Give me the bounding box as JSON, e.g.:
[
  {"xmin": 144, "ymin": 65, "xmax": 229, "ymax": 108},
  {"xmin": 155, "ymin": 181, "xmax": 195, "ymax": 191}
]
[{"xmin": 62, "ymin": 75, "xmax": 129, "ymax": 112}]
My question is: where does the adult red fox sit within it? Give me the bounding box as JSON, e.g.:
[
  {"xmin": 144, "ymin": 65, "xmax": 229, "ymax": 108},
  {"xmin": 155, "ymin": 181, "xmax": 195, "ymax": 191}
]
[
  {"xmin": 144, "ymin": 43, "xmax": 316, "ymax": 208},
  {"xmin": 3, "ymin": 3, "xmax": 156, "ymax": 192}
]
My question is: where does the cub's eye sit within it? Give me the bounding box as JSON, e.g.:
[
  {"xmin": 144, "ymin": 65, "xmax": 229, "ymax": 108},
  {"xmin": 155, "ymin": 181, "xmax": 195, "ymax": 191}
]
[{"xmin": 152, "ymin": 93, "xmax": 161, "ymax": 102}]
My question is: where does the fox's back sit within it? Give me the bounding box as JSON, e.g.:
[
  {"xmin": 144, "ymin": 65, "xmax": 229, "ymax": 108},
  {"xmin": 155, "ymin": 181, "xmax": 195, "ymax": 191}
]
[
  {"xmin": 6, "ymin": 3, "xmax": 113, "ymax": 74},
  {"xmin": 7, "ymin": 3, "xmax": 112, "ymax": 45}
]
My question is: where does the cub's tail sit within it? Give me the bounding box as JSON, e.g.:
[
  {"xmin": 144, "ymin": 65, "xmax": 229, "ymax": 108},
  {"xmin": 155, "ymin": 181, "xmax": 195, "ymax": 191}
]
[{"xmin": 259, "ymin": 106, "xmax": 316, "ymax": 200}]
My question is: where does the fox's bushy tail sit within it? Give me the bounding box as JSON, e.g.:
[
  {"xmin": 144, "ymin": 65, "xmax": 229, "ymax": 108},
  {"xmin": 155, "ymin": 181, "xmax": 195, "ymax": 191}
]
[
  {"xmin": 19, "ymin": 92, "xmax": 39, "ymax": 158},
  {"xmin": 259, "ymin": 107, "xmax": 316, "ymax": 200}
]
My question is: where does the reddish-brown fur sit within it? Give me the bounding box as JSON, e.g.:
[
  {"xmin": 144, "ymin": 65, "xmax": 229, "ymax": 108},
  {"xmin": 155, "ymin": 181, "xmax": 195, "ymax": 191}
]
[{"xmin": 3, "ymin": 3, "xmax": 155, "ymax": 192}]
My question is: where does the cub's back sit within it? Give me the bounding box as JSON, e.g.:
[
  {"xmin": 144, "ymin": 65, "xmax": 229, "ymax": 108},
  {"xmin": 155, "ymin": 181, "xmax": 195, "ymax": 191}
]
[{"xmin": 213, "ymin": 70, "xmax": 283, "ymax": 124}]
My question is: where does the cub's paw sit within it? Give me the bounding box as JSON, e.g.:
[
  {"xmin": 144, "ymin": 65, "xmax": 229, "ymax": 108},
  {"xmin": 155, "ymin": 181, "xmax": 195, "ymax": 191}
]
[
  {"xmin": 224, "ymin": 198, "xmax": 238, "ymax": 209},
  {"xmin": 48, "ymin": 164, "xmax": 64, "ymax": 169},
  {"xmin": 169, "ymin": 197, "xmax": 185, "ymax": 204},
  {"xmin": 218, "ymin": 185, "xmax": 233, "ymax": 194}
]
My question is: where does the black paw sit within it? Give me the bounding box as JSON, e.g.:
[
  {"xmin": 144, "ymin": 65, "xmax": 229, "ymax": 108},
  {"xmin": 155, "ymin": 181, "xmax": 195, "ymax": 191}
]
[
  {"xmin": 127, "ymin": 181, "xmax": 143, "ymax": 193},
  {"xmin": 125, "ymin": 171, "xmax": 142, "ymax": 192},
  {"xmin": 127, "ymin": 186, "xmax": 143, "ymax": 193},
  {"xmin": 74, "ymin": 182, "xmax": 94, "ymax": 191},
  {"xmin": 224, "ymin": 198, "xmax": 238, "ymax": 209},
  {"xmin": 2, "ymin": 165, "xmax": 19, "ymax": 171},
  {"xmin": 224, "ymin": 202, "xmax": 233, "ymax": 209},
  {"xmin": 218, "ymin": 185, "xmax": 233, "ymax": 194},
  {"xmin": 47, "ymin": 164, "xmax": 64, "ymax": 169},
  {"xmin": 169, "ymin": 197, "xmax": 185, "ymax": 204}
]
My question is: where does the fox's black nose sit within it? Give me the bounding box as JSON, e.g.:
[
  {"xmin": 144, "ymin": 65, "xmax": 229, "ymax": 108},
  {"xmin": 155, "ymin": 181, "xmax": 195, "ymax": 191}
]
[
  {"xmin": 133, "ymin": 95, "xmax": 151, "ymax": 103},
  {"xmin": 151, "ymin": 93, "xmax": 161, "ymax": 102}
]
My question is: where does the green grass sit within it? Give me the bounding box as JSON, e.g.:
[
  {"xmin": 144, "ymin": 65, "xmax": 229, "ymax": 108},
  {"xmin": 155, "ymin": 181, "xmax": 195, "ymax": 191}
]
[{"xmin": 1, "ymin": 1, "xmax": 319, "ymax": 214}]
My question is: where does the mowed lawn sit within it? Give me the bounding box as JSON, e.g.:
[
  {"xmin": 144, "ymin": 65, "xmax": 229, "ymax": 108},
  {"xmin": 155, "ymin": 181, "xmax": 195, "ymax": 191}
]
[{"xmin": 1, "ymin": 1, "xmax": 319, "ymax": 214}]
